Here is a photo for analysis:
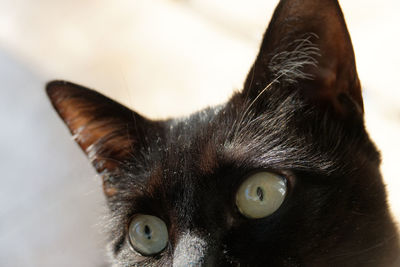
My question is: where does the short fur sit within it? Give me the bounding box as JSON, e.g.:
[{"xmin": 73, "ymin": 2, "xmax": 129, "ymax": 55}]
[{"xmin": 47, "ymin": 0, "xmax": 399, "ymax": 266}]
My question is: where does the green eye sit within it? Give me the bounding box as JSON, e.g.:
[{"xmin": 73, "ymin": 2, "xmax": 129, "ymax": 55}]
[
  {"xmin": 128, "ymin": 214, "xmax": 168, "ymax": 256},
  {"xmin": 236, "ymin": 171, "xmax": 287, "ymax": 219}
]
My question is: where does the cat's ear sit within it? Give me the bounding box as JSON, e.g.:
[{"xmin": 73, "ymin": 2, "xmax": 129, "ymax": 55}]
[
  {"xmin": 243, "ymin": 0, "xmax": 363, "ymax": 114},
  {"xmin": 46, "ymin": 81, "xmax": 161, "ymax": 176}
]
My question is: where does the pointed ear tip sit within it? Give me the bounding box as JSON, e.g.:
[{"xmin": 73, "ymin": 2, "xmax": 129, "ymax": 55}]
[
  {"xmin": 46, "ymin": 80, "xmax": 69, "ymax": 99},
  {"xmin": 45, "ymin": 80, "xmax": 90, "ymax": 103}
]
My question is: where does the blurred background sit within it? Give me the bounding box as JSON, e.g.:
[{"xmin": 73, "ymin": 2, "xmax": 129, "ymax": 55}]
[{"xmin": 0, "ymin": 0, "xmax": 399, "ymax": 266}]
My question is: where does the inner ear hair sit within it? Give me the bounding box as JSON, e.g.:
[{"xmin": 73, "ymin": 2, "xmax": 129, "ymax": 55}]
[
  {"xmin": 242, "ymin": 0, "xmax": 363, "ymax": 116},
  {"xmin": 46, "ymin": 80, "xmax": 160, "ymax": 175}
]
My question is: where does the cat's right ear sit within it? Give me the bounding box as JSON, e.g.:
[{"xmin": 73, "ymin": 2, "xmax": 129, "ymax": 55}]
[{"xmin": 46, "ymin": 81, "xmax": 162, "ymax": 194}]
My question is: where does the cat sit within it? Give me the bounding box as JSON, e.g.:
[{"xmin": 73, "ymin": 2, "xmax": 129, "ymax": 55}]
[{"xmin": 46, "ymin": 0, "xmax": 399, "ymax": 266}]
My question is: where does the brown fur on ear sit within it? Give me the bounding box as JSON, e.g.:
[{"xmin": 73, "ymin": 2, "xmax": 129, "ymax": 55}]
[
  {"xmin": 243, "ymin": 0, "xmax": 363, "ymax": 115},
  {"xmin": 46, "ymin": 81, "xmax": 161, "ymax": 177}
]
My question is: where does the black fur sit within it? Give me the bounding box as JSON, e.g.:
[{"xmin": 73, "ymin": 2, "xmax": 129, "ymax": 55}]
[{"xmin": 46, "ymin": 0, "xmax": 399, "ymax": 266}]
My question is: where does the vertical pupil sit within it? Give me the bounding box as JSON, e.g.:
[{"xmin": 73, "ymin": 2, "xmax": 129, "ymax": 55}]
[
  {"xmin": 144, "ymin": 225, "xmax": 151, "ymax": 239},
  {"xmin": 257, "ymin": 187, "xmax": 264, "ymax": 201}
]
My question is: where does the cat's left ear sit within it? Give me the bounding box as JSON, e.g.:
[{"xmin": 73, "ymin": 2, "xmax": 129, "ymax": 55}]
[
  {"xmin": 243, "ymin": 0, "xmax": 363, "ymax": 115},
  {"xmin": 46, "ymin": 81, "xmax": 162, "ymax": 178}
]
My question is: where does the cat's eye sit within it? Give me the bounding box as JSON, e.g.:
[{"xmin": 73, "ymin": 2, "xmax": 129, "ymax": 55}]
[
  {"xmin": 128, "ymin": 214, "xmax": 168, "ymax": 256},
  {"xmin": 236, "ymin": 171, "xmax": 287, "ymax": 219}
]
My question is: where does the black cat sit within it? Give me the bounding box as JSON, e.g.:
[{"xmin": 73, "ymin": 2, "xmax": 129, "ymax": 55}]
[{"xmin": 46, "ymin": 0, "xmax": 399, "ymax": 266}]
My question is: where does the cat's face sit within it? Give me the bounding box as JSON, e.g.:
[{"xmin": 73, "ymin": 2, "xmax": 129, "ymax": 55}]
[{"xmin": 47, "ymin": 0, "xmax": 399, "ymax": 266}]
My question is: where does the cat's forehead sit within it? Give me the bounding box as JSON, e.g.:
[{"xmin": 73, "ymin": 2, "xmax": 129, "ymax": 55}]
[{"xmin": 159, "ymin": 91, "xmax": 352, "ymax": 177}]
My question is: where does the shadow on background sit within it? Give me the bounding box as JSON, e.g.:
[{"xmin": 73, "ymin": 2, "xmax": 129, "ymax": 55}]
[{"xmin": 0, "ymin": 50, "xmax": 107, "ymax": 266}]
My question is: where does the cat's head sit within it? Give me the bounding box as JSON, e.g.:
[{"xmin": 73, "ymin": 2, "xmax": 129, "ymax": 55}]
[{"xmin": 47, "ymin": 0, "xmax": 399, "ymax": 266}]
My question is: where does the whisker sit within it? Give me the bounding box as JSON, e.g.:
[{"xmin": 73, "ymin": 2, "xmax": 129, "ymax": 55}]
[{"xmin": 231, "ymin": 34, "xmax": 320, "ymax": 143}]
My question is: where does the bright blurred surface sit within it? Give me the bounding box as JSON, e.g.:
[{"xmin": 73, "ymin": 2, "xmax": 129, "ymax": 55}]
[{"xmin": 0, "ymin": 0, "xmax": 399, "ymax": 266}]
